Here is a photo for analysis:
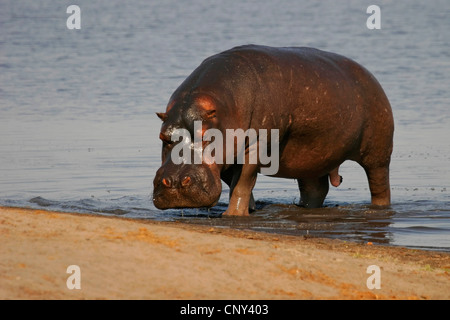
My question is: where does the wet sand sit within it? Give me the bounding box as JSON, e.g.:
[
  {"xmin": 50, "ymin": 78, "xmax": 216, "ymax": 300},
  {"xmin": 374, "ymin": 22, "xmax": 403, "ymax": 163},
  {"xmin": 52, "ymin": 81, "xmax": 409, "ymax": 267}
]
[{"xmin": 1, "ymin": 206, "xmax": 449, "ymax": 300}]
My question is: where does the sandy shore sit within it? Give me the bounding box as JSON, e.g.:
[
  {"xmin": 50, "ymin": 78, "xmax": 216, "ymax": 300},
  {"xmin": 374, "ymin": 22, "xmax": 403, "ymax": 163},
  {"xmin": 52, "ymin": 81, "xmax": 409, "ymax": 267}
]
[{"xmin": 0, "ymin": 206, "xmax": 449, "ymax": 300}]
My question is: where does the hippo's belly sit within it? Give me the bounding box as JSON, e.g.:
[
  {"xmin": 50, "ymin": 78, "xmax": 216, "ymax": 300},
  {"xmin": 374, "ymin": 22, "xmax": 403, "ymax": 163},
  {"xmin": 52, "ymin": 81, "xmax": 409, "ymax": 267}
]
[{"xmin": 267, "ymin": 125, "xmax": 362, "ymax": 179}]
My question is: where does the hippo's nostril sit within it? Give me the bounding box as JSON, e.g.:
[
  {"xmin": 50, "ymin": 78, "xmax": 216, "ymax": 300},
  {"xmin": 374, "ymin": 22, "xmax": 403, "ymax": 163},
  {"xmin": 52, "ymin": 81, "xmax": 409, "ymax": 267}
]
[
  {"xmin": 181, "ymin": 176, "xmax": 191, "ymax": 187},
  {"xmin": 162, "ymin": 177, "xmax": 172, "ymax": 188}
]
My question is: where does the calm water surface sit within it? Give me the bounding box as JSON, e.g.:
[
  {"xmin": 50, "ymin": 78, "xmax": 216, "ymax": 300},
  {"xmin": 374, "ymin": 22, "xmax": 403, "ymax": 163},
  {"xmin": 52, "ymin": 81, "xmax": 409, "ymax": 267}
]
[{"xmin": 1, "ymin": 0, "xmax": 449, "ymax": 251}]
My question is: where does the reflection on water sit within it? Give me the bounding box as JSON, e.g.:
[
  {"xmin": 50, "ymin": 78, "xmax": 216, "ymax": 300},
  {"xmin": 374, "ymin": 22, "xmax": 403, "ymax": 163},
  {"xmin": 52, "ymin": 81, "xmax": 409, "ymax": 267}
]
[
  {"xmin": 0, "ymin": 0, "xmax": 449, "ymax": 251},
  {"xmin": 174, "ymin": 201, "xmax": 450, "ymax": 252},
  {"xmin": 180, "ymin": 203, "xmax": 397, "ymax": 244}
]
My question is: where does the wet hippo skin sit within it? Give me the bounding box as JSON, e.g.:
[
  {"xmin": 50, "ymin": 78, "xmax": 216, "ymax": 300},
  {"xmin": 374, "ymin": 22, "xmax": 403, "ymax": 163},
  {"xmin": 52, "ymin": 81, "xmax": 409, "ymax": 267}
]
[{"xmin": 153, "ymin": 45, "xmax": 394, "ymax": 216}]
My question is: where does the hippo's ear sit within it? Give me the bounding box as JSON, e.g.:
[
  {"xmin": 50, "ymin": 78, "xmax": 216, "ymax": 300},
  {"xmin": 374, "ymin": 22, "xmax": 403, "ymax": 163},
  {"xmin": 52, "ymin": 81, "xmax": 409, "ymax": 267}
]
[{"xmin": 156, "ymin": 112, "xmax": 168, "ymax": 122}]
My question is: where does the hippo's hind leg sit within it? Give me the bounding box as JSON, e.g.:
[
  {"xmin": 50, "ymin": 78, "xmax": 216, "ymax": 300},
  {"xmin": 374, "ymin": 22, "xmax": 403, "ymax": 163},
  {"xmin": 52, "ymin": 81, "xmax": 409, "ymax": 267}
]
[
  {"xmin": 357, "ymin": 144, "xmax": 392, "ymax": 206},
  {"xmin": 357, "ymin": 128, "xmax": 393, "ymax": 207},
  {"xmin": 363, "ymin": 165, "xmax": 391, "ymax": 206},
  {"xmin": 297, "ymin": 175, "xmax": 329, "ymax": 208}
]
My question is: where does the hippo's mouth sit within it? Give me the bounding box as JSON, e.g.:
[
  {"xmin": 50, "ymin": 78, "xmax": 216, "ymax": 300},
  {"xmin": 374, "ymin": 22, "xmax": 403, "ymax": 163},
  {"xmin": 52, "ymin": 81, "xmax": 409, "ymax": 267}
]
[{"xmin": 152, "ymin": 186, "xmax": 221, "ymax": 209}]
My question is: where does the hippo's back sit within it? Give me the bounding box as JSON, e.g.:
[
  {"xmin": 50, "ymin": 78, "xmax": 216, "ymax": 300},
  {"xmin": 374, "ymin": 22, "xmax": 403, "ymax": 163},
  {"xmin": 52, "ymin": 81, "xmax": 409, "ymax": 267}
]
[{"xmin": 207, "ymin": 45, "xmax": 394, "ymax": 177}]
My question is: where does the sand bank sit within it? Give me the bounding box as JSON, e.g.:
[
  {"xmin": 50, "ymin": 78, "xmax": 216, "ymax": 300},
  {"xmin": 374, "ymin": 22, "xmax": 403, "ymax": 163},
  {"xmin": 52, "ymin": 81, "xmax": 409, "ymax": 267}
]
[{"xmin": 0, "ymin": 206, "xmax": 448, "ymax": 300}]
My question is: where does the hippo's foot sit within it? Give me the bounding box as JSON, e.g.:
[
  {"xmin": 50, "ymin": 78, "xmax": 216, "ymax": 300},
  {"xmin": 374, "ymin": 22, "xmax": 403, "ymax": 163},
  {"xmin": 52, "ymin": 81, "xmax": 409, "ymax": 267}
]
[
  {"xmin": 223, "ymin": 208, "xmax": 250, "ymax": 216},
  {"xmin": 329, "ymin": 167, "xmax": 343, "ymax": 187},
  {"xmin": 297, "ymin": 175, "xmax": 329, "ymax": 208}
]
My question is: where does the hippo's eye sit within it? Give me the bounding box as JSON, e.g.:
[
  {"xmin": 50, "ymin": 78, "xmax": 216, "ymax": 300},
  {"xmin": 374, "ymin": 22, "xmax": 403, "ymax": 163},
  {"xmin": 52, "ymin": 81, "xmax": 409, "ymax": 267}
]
[
  {"xmin": 159, "ymin": 132, "xmax": 173, "ymax": 145},
  {"xmin": 203, "ymin": 109, "xmax": 216, "ymax": 120}
]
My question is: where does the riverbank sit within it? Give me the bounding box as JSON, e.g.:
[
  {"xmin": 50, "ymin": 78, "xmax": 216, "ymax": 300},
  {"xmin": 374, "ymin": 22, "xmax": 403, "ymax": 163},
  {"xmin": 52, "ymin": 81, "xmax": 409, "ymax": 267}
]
[{"xmin": 1, "ymin": 206, "xmax": 449, "ymax": 299}]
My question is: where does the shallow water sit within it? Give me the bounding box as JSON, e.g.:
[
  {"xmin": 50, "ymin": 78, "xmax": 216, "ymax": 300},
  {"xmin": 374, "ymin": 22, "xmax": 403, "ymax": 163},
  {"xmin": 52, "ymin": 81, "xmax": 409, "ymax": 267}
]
[{"xmin": 1, "ymin": 0, "xmax": 449, "ymax": 251}]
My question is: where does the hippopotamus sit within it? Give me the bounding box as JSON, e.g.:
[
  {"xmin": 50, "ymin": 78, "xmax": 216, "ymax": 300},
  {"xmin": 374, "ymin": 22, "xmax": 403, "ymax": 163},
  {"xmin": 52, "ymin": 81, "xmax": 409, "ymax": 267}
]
[{"xmin": 152, "ymin": 45, "xmax": 394, "ymax": 216}]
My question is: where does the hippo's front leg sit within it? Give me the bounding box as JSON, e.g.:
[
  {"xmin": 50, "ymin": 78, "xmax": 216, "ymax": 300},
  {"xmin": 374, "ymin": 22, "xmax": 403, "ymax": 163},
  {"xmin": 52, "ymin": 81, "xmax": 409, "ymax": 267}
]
[
  {"xmin": 221, "ymin": 167, "xmax": 256, "ymax": 212},
  {"xmin": 298, "ymin": 175, "xmax": 330, "ymax": 208},
  {"xmin": 223, "ymin": 164, "xmax": 258, "ymax": 216}
]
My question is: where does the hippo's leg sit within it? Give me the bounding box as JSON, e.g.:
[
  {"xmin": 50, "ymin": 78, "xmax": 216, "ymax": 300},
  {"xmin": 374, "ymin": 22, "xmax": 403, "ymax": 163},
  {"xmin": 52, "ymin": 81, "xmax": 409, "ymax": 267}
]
[
  {"xmin": 329, "ymin": 167, "xmax": 343, "ymax": 187},
  {"xmin": 221, "ymin": 166, "xmax": 256, "ymax": 212},
  {"xmin": 223, "ymin": 164, "xmax": 258, "ymax": 216},
  {"xmin": 297, "ymin": 175, "xmax": 329, "ymax": 208},
  {"xmin": 357, "ymin": 140, "xmax": 392, "ymax": 206},
  {"xmin": 363, "ymin": 166, "xmax": 391, "ymax": 206}
]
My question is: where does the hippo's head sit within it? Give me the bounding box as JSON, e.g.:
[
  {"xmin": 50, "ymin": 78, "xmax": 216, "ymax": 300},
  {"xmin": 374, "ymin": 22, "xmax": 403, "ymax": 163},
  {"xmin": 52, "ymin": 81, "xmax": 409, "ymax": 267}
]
[
  {"xmin": 152, "ymin": 93, "xmax": 224, "ymax": 210},
  {"xmin": 153, "ymin": 160, "xmax": 222, "ymax": 209}
]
